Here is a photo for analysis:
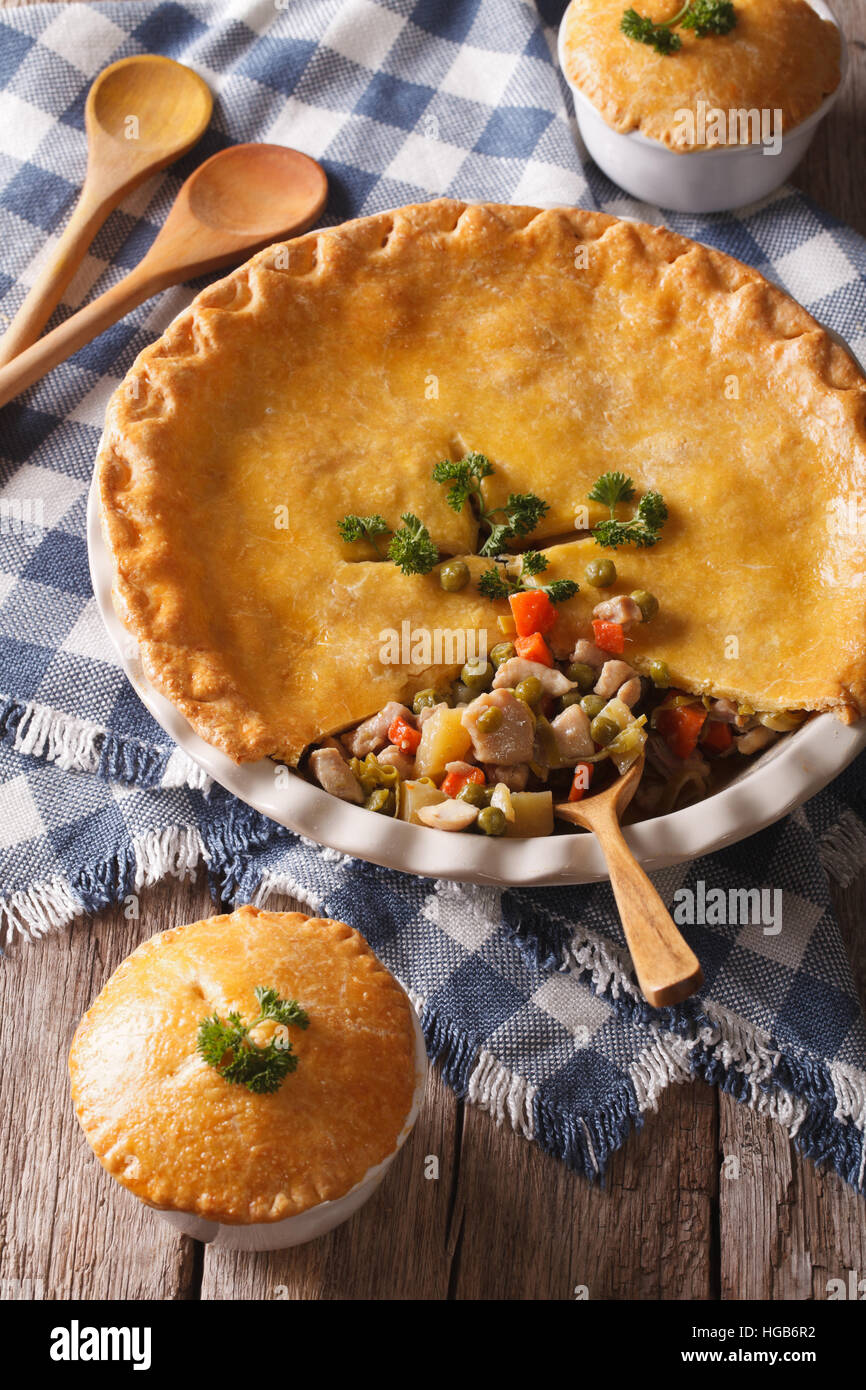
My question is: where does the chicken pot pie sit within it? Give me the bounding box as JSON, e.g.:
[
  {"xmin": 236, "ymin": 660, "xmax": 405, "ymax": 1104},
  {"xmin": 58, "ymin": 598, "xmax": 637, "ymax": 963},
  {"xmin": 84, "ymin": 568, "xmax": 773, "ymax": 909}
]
[
  {"xmin": 98, "ymin": 199, "xmax": 866, "ymax": 833},
  {"xmin": 69, "ymin": 906, "xmax": 421, "ymax": 1224},
  {"xmin": 560, "ymin": 0, "xmax": 842, "ymax": 150}
]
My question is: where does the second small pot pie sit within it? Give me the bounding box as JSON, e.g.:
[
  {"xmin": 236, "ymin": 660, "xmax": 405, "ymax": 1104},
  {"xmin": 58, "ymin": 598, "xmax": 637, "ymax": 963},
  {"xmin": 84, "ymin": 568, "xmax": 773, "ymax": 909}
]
[
  {"xmin": 560, "ymin": 0, "xmax": 842, "ymax": 150},
  {"xmin": 69, "ymin": 906, "xmax": 420, "ymax": 1224}
]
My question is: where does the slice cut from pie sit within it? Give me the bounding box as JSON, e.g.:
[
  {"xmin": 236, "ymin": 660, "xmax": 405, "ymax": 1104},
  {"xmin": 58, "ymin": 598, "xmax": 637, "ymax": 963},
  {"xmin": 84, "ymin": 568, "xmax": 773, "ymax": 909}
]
[{"xmin": 98, "ymin": 199, "xmax": 866, "ymax": 765}]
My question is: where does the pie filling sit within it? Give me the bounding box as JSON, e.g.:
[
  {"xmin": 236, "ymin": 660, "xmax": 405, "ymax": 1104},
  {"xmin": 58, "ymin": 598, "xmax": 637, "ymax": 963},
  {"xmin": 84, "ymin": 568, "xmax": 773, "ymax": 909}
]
[{"xmin": 303, "ymin": 561, "xmax": 808, "ymax": 837}]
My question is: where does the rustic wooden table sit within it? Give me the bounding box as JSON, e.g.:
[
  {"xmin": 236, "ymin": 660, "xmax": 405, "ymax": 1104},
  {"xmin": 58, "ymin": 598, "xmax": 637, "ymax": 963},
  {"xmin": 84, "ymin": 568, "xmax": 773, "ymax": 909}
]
[{"xmin": 1, "ymin": 0, "xmax": 865, "ymax": 1303}]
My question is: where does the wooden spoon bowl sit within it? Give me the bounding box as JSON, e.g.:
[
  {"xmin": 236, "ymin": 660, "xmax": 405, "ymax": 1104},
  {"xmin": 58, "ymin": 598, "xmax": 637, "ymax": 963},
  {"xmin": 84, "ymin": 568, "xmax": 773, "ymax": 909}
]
[
  {"xmin": 555, "ymin": 755, "xmax": 704, "ymax": 1008},
  {"xmin": 0, "ymin": 143, "xmax": 328, "ymax": 410},
  {"xmin": 0, "ymin": 55, "xmax": 212, "ymax": 368}
]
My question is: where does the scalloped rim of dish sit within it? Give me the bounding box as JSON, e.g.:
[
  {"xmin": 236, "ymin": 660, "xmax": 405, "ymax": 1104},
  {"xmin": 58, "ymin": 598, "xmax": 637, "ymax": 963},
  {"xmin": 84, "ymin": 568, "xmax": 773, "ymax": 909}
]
[
  {"xmin": 557, "ymin": 0, "xmax": 847, "ymax": 156},
  {"xmin": 88, "ymin": 470, "xmax": 866, "ymax": 888}
]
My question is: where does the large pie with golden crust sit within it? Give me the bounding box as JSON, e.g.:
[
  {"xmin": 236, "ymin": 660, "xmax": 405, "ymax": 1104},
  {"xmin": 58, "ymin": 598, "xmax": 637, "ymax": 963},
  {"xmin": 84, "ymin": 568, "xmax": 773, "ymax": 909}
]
[
  {"xmin": 560, "ymin": 0, "xmax": 842, "ymax": 150},
  {"xmin": 97, "ymin": 199, "xmax": 866, "ymax": 766}
]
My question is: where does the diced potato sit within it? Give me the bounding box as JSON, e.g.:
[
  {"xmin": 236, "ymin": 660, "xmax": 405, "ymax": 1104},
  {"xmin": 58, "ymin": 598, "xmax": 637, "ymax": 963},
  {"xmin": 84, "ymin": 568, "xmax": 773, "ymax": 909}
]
[
  {"xmin": 399, "ymin": 781, "xmax": 447, "ymax": 825},
  {"xmin": 414, "ymin": 706, "xmax": 472, "ymax": 780},
  {"xmin": 504, "ymin": 790, "xmax": 554, "ymax": 838}
]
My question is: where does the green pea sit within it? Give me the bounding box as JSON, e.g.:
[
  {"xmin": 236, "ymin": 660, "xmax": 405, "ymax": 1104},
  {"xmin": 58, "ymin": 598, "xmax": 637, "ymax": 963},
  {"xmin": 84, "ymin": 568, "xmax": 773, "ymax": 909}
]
[
  {"xmin": 477, "ymin": 806, "xmax": 506, "ymax": 837},
  {"xmin": 365, "ymin": 787, "xmax": 395, "ymax": 814},
  {"xmin": 412, "ymin": 688, "xmax": 439, "ymax": 714},
  {"xmin": 458, "ymin": 781, "xmax": 491, "ymax": 808},
  {"xmin": 564, "ymin": 660, "xmax": 596, "ymax": 692},
  {"xmin": 514, "ymin": 676, "xmax": 543, "ymax": 708},
  {"xmin": 631, "ymin": 589, "xmax": 659, "ymax": 622},
  {"xmin": 461, "ymin": 657, "xmax": 494, "ymax": 693},
  {"xmin": 590, "ymin": 714, "xmax": 620, "ymax": 747},
  {"xmin": 585, "ymin": 558, "xmax": 617, "ymax": 588},
  {"xmin": 580, "ymin": 694, "xmax": 606, "ymax": 720},
  {"xmin": 476, "ymin": 705, "xmax": 503, "ymax": 734},
  {"xmin": 558, "ymin": 690, "xmax": 584, "ymax": 713},
  {"xmin": 649, "ymin": 659, "xmax": 670, "ymax": 688},
  {"xmin": 439, "ymin": 559, "xmax": 470, "ymax": 592},
  {"xmin": 453, "ymin": 681, "xmax": 473, "ymax": 705},
  {"xmin": 490, "ymin": 641, "xmax": 516, "ymax": 668}
]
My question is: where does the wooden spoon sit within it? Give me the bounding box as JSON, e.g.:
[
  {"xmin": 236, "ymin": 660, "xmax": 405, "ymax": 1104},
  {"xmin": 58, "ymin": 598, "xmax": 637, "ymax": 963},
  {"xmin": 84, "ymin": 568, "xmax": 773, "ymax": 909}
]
[
  {"xmin": 0, "ymin": 144, "xmax": 328, "ymax": 410},
  {"xmin": 0, "ymin": 55, "xmax": 213, "ymax": 368},
  {"xmin": 555, "ymin": 755, "xmax": 703, "ymax": 1008}
]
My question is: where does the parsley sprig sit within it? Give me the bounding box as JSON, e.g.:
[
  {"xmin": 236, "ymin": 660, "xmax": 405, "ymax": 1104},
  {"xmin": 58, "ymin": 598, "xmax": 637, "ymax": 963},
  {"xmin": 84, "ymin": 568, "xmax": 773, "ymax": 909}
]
[
  {"xmin": 337, "ymin": 512, "xmax": 439, "ymax": 575},
  {"xmin": 478, "ymin": 549, "xmax": 579, "ymax": 604},
  {"xmin": 621, "ymin": 1, "xmax": 736, "ymax": 55},
  {"xmin": 588, "ymin": 472, "xmax": 668, "ymax": 550},
  {"xmin": 432, "ymin": 453, "xmax": 549, "ymax": 557},
  {"xmin": 197, "ymin": 986, "xmax": 310, "ymax": 1095}
]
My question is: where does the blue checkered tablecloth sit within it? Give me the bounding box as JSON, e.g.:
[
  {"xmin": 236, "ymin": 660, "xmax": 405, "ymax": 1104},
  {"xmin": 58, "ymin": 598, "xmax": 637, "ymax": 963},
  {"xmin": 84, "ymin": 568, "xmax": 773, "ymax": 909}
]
[{"xmin": 1, "ymin": 0, "xmax": 865, "ymax": 1189}]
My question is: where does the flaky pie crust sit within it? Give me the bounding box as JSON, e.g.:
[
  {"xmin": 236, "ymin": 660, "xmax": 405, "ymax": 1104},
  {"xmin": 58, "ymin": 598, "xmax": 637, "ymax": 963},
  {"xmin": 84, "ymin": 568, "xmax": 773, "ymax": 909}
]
[
  {"xmin": 561, "ymin": 0, "xmax": 841, "ymax": 150},
  {"xmin": 68, "ymin": 906, "xmax": 418, "ymax": 1224},
  {"xmin": 98, "ymin": 199, "xmax": 866, "ymax": 765}
]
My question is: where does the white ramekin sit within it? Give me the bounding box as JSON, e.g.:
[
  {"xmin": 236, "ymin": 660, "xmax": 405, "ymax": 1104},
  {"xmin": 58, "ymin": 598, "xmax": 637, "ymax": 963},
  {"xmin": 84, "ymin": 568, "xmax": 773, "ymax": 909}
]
[
  {"xmin": 557, "ymin": 0, "xmax": 847, "ymax": 213},
  {"xmin": 149, "ymin": 1001, "xmax": 428, "ymax": 1252}
]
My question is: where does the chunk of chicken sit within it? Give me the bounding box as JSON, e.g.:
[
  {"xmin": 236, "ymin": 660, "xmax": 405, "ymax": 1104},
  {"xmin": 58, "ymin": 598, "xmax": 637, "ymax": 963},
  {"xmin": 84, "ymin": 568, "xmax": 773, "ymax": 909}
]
[
  {"xmin": 735, "ymin": 726, "xmax": 778, "ymax": 756},
  {"xmin": 416, "ymin": 800, "xmax": 479, "ymax": 831},
  {"xmin": 708, "ymin": 697, "xmax": 738, "ymax": 723},
  {"xmin": 488, "ymin": 762, "xmax": 529, "ymax": 791},
  {"xmin": 571, "ymin": 638, "xmax": 609, "ymax": 670},
  {"xmin": 341, "ymin": 701, "xmax": 413, "ymax": 757},
  {"xmin": 594, "ymin": 659, "xmax": 638, "ymax": 699},
  {"xmin": 550, "ymin": 703, "xmax": 594, "ymax": 760},
  {"xmin": 592, "ymin": 595, "xmax": 643, "ymax": 628},
  {"xmin": 377, "ymin": 744, "xmax": 415, "ymax": 778},
  {"xmin": 493, "ymin": 658, "xmax": 575, "ymax": 697},
  {"xmin": 461, "ymin": 690, "xmax": 535, "ymax": 765},
  {"xmin": 309, "ymin": 747, "xmax": 363, "ymax": 804},
  {"xmin": 617, "ymin": 676, "xmax": 642, "ymax": 708},
  {"xmin": 418, "ymin": 701, "xmax": 447, "ymax": 726}
]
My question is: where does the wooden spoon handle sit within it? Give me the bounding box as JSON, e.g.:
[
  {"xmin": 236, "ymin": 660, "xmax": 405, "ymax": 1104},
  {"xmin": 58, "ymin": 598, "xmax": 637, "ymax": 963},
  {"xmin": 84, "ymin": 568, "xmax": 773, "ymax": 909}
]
[
  {"xmin": 597, "ymin": 811, "xmax": 703, "ymax": 1008},
  {"xmin": 0, "ymin": 183, "xmax": 115, "ymax": 369},
  {"xmin": 0, "ymin": 264, "xmax": 158, "ymax": 410}
]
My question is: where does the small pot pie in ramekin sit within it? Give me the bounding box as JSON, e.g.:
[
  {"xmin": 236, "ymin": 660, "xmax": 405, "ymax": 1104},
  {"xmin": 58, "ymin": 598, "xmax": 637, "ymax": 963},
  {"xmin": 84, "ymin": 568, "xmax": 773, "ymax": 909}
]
[
  {"xmin": 69, "ymin": 906, "xmax": 427, "ymax": 1251},
  {"xmin": 559, "ymin": 0, "xmax": 844, "ymax": 210}
]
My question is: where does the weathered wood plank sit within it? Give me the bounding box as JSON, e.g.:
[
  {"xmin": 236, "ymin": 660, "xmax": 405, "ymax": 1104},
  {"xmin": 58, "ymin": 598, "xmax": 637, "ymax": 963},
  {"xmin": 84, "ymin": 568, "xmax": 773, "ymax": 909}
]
[
  {"xmin": 794, "ymin": 2, "xmax": 866, "ymax": 236},
  {"xmin": 719, "ymin": 866, "xmax": 866, "ymax": 1300},
  {"xmin": 451, "ymin": 1078, "xmax": 718, "ymax": 1301},
  {"xmin": 0, "ymin": 873, "xmax": 214, "ymax": 1300}
]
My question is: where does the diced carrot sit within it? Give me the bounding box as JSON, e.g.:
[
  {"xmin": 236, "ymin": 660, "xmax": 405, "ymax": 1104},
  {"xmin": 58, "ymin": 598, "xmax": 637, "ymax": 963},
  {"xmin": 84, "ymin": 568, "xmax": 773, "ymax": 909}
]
[
  {"xmin": 509, "ymin": 589, "xmax": 557, "ymax": 638},
  {"xmin": 568, "ymin": 762, "xmax": 594, "ymax": 802},
  {"xmin": 701, "ymin": 719, "xmax": 733, "ymax": 753},
  {"xmin": 591, "ymin": 619, "xmax": 624, "ymax": 654},
  {"xmin": 440, "ymin": 766, "xmax": 486, "ymax": 798},
  {"xmin": 514, "ymin": 631, "xmax": 554, "ymax": 666},
  {"xmin": 655, "ymin": 704, "xmax": 707, "ymax": 759},
  {"xmin": 387, "ymin": 715, "xmax": 421, "ymax": 755}
]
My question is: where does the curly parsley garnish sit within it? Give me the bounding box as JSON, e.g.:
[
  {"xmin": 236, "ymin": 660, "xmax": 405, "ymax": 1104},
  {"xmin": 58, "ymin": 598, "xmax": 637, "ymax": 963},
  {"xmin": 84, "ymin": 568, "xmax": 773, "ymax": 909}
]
[
  {"xmin": 621, "ymin": 1, "xmax": 736, "ymax": 55},
  {"xmin": 589, "ymin": 472, "xmax": 668, "ymax": 550},
  {"xmin": 197, "ymin": 986, "xmax": 310, "ymax": 1095},
  {"xmin": 387, "ymin": 513, "xmax": 439, "ymax": 574},
  {"xmin": 478, "ymin": 549, "xmax": 579, "ymax": 604},
  {"xmin": 432, "ymin": 453, "xmax": 549, "ymax": 557},
  {"xmin": 337, "ymin": 512, "xmax": 439, "ymax": 575}
]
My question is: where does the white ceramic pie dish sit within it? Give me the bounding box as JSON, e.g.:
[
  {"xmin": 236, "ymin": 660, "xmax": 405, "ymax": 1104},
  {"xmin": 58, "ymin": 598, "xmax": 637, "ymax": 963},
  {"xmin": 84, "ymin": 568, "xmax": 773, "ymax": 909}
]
[
  {"xmin": 149, "ymin": 996, "xmax": 427, "ymax": 1251},
  {"xmin": 87, "ymin": 466, "xmax": 866, "ymax": 888},
  {"xmin": 557, "ymin": 0, "xmax": 847, "ymax": 213}
]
